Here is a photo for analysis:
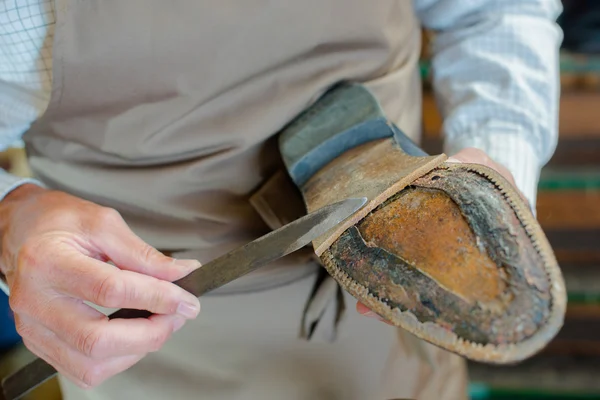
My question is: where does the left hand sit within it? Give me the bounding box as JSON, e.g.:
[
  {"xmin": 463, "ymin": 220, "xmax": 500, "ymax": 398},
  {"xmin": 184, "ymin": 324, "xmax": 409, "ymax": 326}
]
[
  {"xmin": 444, "ymin": 147, "xmax": 529, "ymax": 206},
  {"xmin": 356, "ymin": 147, "xmax": 528, "ymax": 323}
]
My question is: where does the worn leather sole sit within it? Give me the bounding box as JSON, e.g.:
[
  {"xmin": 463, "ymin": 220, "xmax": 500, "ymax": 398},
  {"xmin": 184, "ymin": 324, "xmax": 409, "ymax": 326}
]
[{"xmin": 301, "ymin": 137, "xmax": 567, "ymax": 364}]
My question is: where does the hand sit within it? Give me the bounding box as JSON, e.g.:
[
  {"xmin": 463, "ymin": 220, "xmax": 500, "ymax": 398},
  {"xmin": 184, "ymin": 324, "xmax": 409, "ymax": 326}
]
[
  {"xmin": 0, "ymin": 184, "xmax": 201, "ymax": 388},
  {"xmin": 356, "ymin": 147, "xmax": 527, "ymax": 323},
  {"xmin": 445, "ymin": 147, "xmax": 530, "ymax": 207}
]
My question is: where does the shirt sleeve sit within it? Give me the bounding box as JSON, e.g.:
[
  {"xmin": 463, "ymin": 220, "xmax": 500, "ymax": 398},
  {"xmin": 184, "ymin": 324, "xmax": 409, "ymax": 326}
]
[
  {"xmin": 0, "ymin": 0, "xmax": 55, "ymax": 203},
  {"xmin": 0, "ymin": 79, "xmax": 47, "ymax": 202},
  {"xmin": 414, "ymin": 0, "xmax": 563, "ymax": 207},
  {"xmin": 0, "ymin": 80, "xmax": 45, "ymax": 295}
]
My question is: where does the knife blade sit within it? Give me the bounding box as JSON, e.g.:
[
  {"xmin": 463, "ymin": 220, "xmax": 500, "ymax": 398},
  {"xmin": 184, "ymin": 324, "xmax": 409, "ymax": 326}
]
[{"xmin": 0, "ymin": 197, "xmax": 367, "ymax": 400}]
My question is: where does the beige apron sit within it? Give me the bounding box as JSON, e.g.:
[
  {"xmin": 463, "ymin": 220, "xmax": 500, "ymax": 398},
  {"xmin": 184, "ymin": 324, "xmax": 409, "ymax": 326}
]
[{"xmin": 22, "ymin": 1, "xmax": 468, "ymax": 398}]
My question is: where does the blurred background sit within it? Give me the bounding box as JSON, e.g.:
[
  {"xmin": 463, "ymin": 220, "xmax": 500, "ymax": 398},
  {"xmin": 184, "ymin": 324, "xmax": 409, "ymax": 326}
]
[{"xmin": 1, "ymin": 0, "xmax": 599, "ymax": 399}]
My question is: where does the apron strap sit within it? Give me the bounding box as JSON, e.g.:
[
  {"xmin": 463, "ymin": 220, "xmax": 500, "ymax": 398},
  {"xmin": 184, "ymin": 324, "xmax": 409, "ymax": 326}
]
[{"xmin": 300, "ymin": 266, "xmax": 347, "ymax": 342}]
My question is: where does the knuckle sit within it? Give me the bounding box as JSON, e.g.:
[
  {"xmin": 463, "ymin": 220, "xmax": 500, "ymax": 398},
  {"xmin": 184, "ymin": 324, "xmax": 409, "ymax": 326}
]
[
  {"xmin": 77, "ymin": 328, "xmax": 103, "ymax": 358},
  {"xmin": 81, "ymin": 364, "xmax": 106, "ymax": 388},
  {"xmin": 123, "ymin": 281, "xmax": 139, "ymax": 304},
  {"xmin": 138, "ymin": 242, "xmax": 160, "ymax": 264},
  {"xmin": 17, "ymin": 242, "xmax": 42, "ymax": 272},
  {"xmin": 93, "ymin": 207, "xmax": 123, "ymax": 232},
  {"xmin": 147, "ymin": 329, "xmax": 170, "ymax": 352},
  {"xmin": 149, "ymin": 281, "xmax": 179, "ymax": 314},
  {"xmin": 8, "ymin": 289, "xmax": 26, "ymax": 313},
  {"xmin": 15, "ymin": 241, "xmax": 55, "ymax": 286},
  {"xmin": 14, "ymin": 318, "xmax": 33, "ymax": 338},
  {"xmin": 11, "ymin": 313, "xmax": 33, "ymax": 333},
  {"xmin": 8, "ymin": 285, "xmax": 39, "ymax": 317},
  {"xmin": 100, "ymin": 207, "xmax": 122, "ymax": 223},
  {"xmin": 150, "ymin": 281, "xmax": 168, "ymax": 307},
  {"xmin": 91, "ymin": 275, "xmax": 123, "ymax": 308}
]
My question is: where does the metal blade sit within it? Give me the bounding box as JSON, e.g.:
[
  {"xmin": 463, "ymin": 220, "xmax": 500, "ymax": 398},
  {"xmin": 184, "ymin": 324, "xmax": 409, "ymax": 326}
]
[
  {"xmin": 1, "ymin": 197, "xmax": 367, "ymax": 400},
  {"xmin": 172, "ymin": 196, "xmax": 367, "ymax": 297}
]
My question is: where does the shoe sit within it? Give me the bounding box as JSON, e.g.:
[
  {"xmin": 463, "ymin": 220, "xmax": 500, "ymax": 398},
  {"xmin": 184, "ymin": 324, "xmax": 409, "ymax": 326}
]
[{"xmin": 277, "ymin": 83, "xmax": 567, "ymax": 363}]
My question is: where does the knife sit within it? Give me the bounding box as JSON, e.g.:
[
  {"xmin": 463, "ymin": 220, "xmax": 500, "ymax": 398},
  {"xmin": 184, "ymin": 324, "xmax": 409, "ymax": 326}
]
[{"xmin": 0, "ymin": 196, "xmax": 367, "ymax": 400}]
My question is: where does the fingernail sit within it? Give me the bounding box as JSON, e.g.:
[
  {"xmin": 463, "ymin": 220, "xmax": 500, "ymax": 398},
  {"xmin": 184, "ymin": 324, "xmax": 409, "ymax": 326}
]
[
  {"xmin": 445, "ymin": 157, "xmax": 462, "ymax": 163},
  {"xmin": 174, "ymin": 259, "xmax": 202, "ymax": 271},
  {"xmin": 172, "ymin": 316, "xmax": 186, "ymax": 332},
  {"xmin": 177, "ymin": 301, "xmax": 200, "ymax": 319}
]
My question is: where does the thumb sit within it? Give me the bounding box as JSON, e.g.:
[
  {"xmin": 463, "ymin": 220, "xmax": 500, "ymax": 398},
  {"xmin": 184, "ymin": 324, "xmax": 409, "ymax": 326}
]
[
  {"xmin": 446, "ymin": 148, "xmax": 515, "ymax": 185},
  {"xmin": 93, "ymin": 213, "xmax": 201, "ymax": 282},
  {"xmin": 446, "ymin": 149, "xmax": 531, "ymax": 209}
]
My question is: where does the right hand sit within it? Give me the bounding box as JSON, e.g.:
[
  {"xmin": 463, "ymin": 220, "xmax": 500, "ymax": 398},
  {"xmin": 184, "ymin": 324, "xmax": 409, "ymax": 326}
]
[{"xmin": 0, "ymin": 184, "xmax": 202, "ymax": 389}]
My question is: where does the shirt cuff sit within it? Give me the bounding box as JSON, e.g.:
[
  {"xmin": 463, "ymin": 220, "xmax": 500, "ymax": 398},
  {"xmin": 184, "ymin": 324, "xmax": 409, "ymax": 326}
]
[
  {"xmin": 0, "ymin": 170, "xmax": 45, "ymax": 203},
  {"xmin": 443, "ymin": 133, "xmax": 541, "ymax": 213}
]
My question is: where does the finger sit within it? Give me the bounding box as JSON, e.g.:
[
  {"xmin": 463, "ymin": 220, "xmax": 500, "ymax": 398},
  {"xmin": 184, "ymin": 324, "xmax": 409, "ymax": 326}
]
[
  {"xmin": 446, "ymin": 150, "xmax": 531, "ymax": 206},
  {"xmin": 27, "ymin": 296, "xmax": 186, "ymax": 359},
  {"xmin": 51, "ymin": 250, "xmax": 200, "ymax": 318},
  {"xmin": 447, "ymin": 148, "xmax": 517, "ymax": 185},
  {"xmin": 15, "ymin": 315, "xmax": 90, "ymax": 388},
  {"xmin": 355, "ymin": 302, "xmax": 394, "ymax": 325},
  {"xmin": 356, "ymin": 301, "xmax": 383, "ymax": 319},
  {"xmin": 356, "ymin": 301, "xmax": 373, "ymax": 316},
  {"xmin": 89, "ymin": 210, "xmax": 201, "ymax": 282},
  {"xmin": 23, "ymin": 338, "xmax": 92, "ymax": 389},
  {"xmin": 23, "ymin": 332, "xmax": 145, "ymax": 389}
]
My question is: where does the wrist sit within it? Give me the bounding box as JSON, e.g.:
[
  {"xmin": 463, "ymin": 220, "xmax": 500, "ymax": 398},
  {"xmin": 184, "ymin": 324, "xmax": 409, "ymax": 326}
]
[
  {"xmin": 3, "ymin": 183, "xmax": 47, "ymax": 203},
  {"xmin": 0, "ymin": 183, "xmax": 48, "ymax": 233},
  {"xmin": 0, "ymin": 183, "xmax": 48, "ymax": 280}
]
